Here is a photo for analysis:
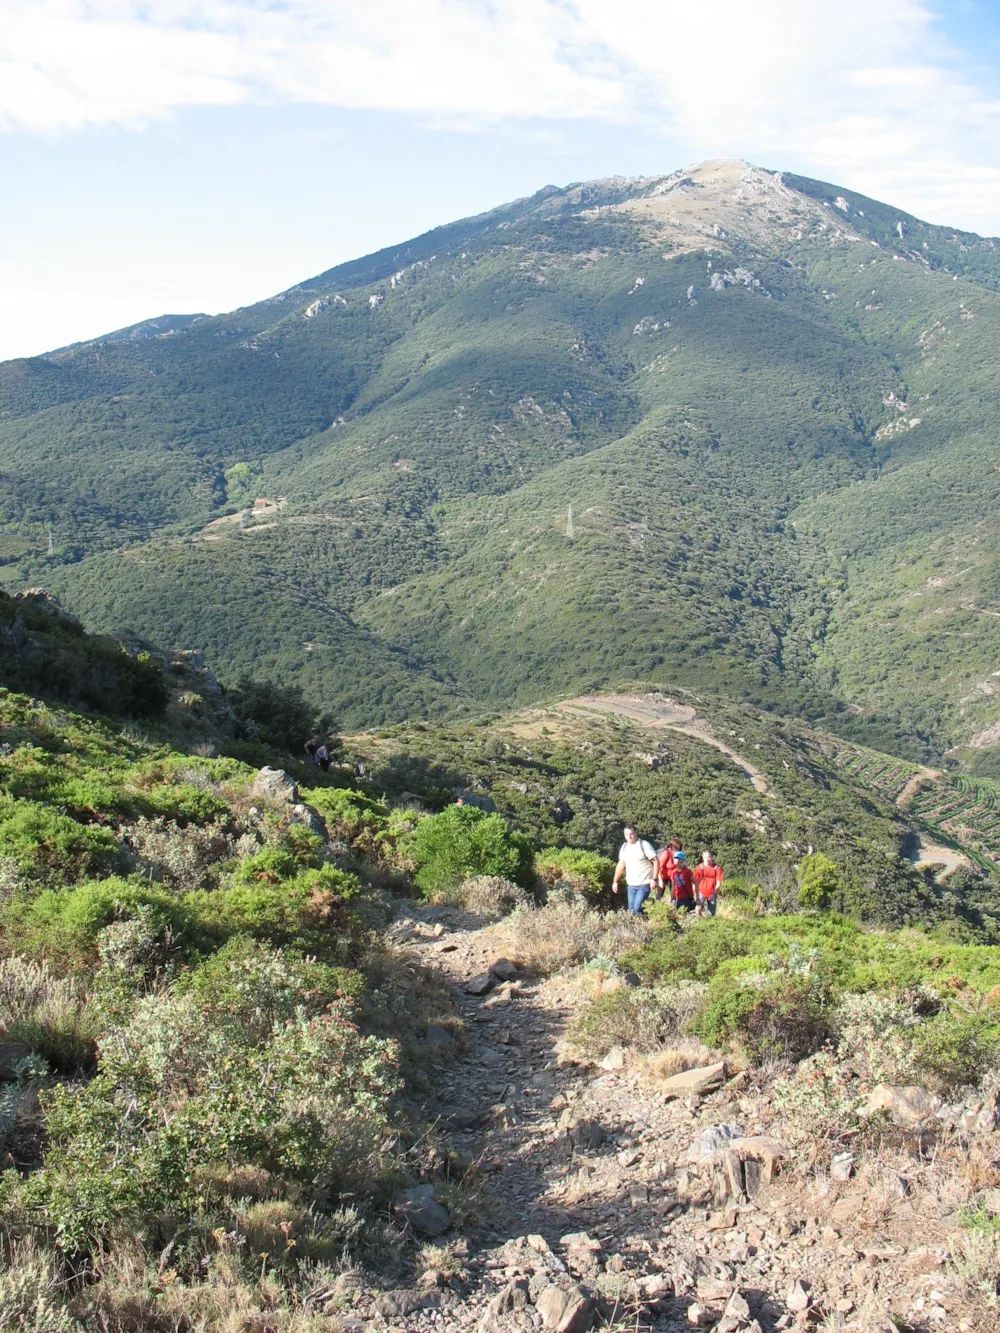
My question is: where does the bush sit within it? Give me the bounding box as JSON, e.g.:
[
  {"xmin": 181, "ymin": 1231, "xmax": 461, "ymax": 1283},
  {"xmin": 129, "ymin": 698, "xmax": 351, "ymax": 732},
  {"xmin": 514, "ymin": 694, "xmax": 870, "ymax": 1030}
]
[
  {"xmin": 305, "ymin": 787, "xmax": 390, "ymax": 844},
  {"xmin": 535, "ymin": 848, "xmax": 615, "ymax": 905},
  {"xmin": 796, "ymin": 852, "xmax": 844, "ymax": 910},
  {"xmin": 456, "ymin": 875, "xmax": 529, "ymax": 917},
  {"xmin": 572, "ymin": 981, "xmax": 708, "ymax": 1058},
  {"xmin": 402, "ymin": 805, "xmax": 533, "ymax": 898},
  {"xmin": 18, "ymin": 968, "xmax": 399, "ymax": 1249},
  {"xmin": 500, "ymin": 898, "xmax": 649, "ymax": 975},
  {"xmin": 5, "ymin": 878, "xmax": 208, "ymax": 972},
  {"xmin": 0, "ymin": 796, "xmax": 117, "ymax": 885},
  {"xmin": 772, "ymin": 1050, "xmax": 867, "ymax": 1149},
  {"xmin": 698, "ymin": 946, "xmax": 834, "ymax": 1061},
  {"xmin": 121, "ymin": 816, "xmax": 232, "ymax": 890},
  {"xmin": 188, "ymin": 863, "xmax": 365, "ymax": 964}
]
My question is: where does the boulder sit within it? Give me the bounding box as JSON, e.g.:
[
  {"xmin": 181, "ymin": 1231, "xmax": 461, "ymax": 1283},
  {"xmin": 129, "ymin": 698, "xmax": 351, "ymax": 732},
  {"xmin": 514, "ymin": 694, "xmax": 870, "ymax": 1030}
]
[
  {"xmin": 392, "ymin": 1184, "xmax": 450, "ymax": 1236},
  {"xmin": 374, "ymin": 1288, "xmax": 441, "ymax": 1317},
  {"xmin": 722, "ymin": 1135, "xmax": 786, "ymax": 1200},
  {"xmin": 865, "ymin": 1084, "xmax": 943, "ymax": 1128},
  {"xmin": 465, "ymin": 972, "xmax": 495, "ymax": 996},
  {"xmin": 785, "ymin": 1279, "xmax": 811, "ymax": 1313},
  {"xmin": 830, "ymin": 1151, "xmax": 854, "ymax": 1181},
  {"xmin": 490, "ymin": 958, "xmax": 520, "ymax": 982},
  {"xmin": 536, "ymin": 1282, "xmax": 593, "ymax": 1333},
  {"xmin": 446, "ymin": 1106, "xmax": 479, "ymax": 1130},
  {"xmin": 716, "ymin": 1290, "xmax": 752, "ymax": 1333},
  {"xmin": 599, "ymin": 1045, "xmax": 626, "ymax": 1071},
  {"xmin": 0, "ymin": 1042, "xmax": 28, "ymax": 1081},
  {"xmin": 662, "ymin": 1061, "xmax": 726, "ymax": 1100},
  {"xmin": 251, "ymin": 767, "xmax": 298, "ymax": 804},
  {"xmin": 425, "ymin": 1024, "xmax": 457, "ymax": 1056},
  {"xmin": 289, "ymin": 802, "xmax": 327, "ymax": 836},
  {"xmin": 569, "ymin": 1119, "xmax": 604, "ymax": 1152}
]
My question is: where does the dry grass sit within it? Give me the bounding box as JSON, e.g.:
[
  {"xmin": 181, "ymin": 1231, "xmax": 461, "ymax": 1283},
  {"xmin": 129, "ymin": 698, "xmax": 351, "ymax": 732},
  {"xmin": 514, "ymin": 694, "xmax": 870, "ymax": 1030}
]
[
  {"xmin": 0, "ymin": 954, "xmax": 95, "ymax": 1073},
  {"xmin": 641, "ymin": 1040, "xmax": 718, "ymax": 1082},
  {"xmin": 498, "ymin": 900, "xmax": 650, "ymax": 975},
  {"xmin": 452, "ymin": 875, "xmax": 529, "ymax": 918}
]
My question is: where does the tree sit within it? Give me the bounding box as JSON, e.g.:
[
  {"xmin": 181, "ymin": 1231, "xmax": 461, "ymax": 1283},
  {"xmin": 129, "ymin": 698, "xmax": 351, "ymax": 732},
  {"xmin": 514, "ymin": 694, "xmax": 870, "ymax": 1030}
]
[
  {"xmin": 228, "ymin": 675, "xmax": 333, "ymax": 753},
  {"xmin": 796, "ymin": 852, "xmax": 843, "ymax": 910}
]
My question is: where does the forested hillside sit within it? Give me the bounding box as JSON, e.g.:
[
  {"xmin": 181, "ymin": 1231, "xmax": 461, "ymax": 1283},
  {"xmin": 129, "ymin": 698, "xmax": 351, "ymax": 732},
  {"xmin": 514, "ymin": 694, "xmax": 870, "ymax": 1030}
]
[{"xmin": 3, "ymin": 160, "xmax": 1000, "ymax": 764}]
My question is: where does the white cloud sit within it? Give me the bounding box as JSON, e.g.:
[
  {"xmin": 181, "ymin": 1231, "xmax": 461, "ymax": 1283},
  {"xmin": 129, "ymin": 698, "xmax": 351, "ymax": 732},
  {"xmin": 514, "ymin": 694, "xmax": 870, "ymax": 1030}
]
[{"xmin": 3, "ymin": 0, "xmax": 1000, "ymax": 230}]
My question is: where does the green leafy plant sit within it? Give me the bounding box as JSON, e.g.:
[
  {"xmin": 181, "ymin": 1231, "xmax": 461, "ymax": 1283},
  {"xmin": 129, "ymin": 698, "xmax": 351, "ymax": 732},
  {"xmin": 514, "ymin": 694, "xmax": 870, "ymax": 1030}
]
[{"xmin": 402, "ymin": 805, "xmax": 534, "ymax": 898}]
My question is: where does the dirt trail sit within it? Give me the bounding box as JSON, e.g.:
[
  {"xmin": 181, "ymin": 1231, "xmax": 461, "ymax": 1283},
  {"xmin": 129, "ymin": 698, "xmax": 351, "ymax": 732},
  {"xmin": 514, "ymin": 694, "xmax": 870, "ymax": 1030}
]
[
  {"xmin": 895, "ymin": 769, "xmax": 968, "ymax": 882},
  {"xmin": 556, "ymin": 693, "xmax": 770, "ymax": 795},
  {"xmin": 348, "ymin": 905, "xmax": 966, "ymax": 1333}
]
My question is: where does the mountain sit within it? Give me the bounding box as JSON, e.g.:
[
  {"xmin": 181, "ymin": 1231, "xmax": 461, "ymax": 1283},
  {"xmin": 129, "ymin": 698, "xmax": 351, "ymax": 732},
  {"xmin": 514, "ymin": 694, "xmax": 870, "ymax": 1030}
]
[{"xmin": 2, "ymin": 159, "xmax": 1000, "ymax": 760}]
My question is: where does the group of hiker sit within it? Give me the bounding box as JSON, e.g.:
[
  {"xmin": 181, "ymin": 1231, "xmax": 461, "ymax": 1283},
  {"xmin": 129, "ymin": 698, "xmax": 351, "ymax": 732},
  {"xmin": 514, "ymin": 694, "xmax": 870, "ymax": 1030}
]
[
  {"xmin": 612, "ymin": 827, "xmax": 723, "ymax": 917},
  {"xmin": 303, "ymin": 737, "xmax": 333, "ymax": 772}
]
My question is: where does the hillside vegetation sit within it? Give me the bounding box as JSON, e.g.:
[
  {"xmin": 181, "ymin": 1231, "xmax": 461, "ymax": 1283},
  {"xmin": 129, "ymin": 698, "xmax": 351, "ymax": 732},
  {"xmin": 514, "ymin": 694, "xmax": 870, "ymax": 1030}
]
[
  {"xmin": 2, "ymin": 161, "xmax": 999, "ymax": 766},
  {"xmin": 2, "ymin": 610, "xmax": 1000, "ymax": 1326}
]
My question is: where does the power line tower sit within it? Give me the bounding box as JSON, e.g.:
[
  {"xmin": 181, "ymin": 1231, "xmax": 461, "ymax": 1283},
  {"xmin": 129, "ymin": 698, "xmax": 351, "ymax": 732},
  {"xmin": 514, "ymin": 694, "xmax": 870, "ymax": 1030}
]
[{"xmin": 566, "ymin": 504, "xmax": 574, "ymax": 539}]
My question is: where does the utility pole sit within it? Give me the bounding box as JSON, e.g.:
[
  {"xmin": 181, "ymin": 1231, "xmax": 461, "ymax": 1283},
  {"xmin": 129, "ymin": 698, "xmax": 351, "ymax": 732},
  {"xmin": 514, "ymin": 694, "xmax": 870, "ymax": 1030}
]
[{"xmin": 566, "ymin": 504, "xmax": 574, "ymax": 539}]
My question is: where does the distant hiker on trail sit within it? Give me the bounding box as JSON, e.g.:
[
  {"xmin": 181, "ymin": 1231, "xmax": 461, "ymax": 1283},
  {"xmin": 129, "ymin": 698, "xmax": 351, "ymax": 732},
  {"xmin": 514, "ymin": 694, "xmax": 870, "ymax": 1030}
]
[
  {"xmin": 612, "ymin": 827, "xmax": 658, "ymax": 915},
  {"xmin": 668, "ymin": 850, "xmax": 695, "ymax": 912},
  {"xmin": 694, "ymin": 849, "xmax": 724, "ymax": 917},
  {"xmin": 316, "ymin": 742, "xmax": 331, "ymax": 773},
  {"xmin": 304, "ymin": 737, "xmax": 320, "ymax": 765},
  {"xmin": 654, "ymin": 838, "xmax": 683, "ymax": 900}
]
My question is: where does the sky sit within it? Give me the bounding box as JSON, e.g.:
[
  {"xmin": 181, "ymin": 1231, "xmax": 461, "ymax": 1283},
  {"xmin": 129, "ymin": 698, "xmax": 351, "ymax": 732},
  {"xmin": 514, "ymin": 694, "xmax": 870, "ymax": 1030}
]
[{"xmin": 4, "ymin": 0, "xmax": 1000, "ymax": 361}]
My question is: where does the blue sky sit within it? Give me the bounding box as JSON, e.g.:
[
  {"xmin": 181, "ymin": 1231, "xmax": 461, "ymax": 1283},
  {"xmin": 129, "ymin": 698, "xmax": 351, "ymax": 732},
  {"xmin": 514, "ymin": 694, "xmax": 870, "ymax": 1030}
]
[{"xmin": 4, "ymin": 0, "xmax": 1000, "ymax": 361}]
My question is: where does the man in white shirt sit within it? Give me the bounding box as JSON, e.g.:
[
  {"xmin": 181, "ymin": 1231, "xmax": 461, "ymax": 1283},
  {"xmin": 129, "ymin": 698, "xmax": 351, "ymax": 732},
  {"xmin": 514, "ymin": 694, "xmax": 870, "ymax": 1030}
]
[{"xmin": 611, "ymin": 827, "xmax": 658, "ymax": 915}]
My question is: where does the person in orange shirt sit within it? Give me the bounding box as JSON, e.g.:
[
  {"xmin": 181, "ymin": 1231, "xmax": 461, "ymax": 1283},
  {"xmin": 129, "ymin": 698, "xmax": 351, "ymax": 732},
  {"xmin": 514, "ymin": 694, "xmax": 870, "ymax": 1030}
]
[{"xmin": 693, "ymin": 850, "xmax": 724, "ymax": 917}]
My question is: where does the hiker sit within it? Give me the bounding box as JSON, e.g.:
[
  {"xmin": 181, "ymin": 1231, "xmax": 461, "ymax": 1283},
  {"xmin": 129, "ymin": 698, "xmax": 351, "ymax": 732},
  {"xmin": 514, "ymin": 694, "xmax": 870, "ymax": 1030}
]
[
  {"xmin": 612, "ymin": 826, "xmax": 658, "ymax": 915},
  {"xmin": 316, "ymin": 742, "xmax": 331, "ymax": 773},
  {"xmin": 668, "ymin": 850, "xmax": 696, "ymax": 912},
  {"xmin": 694, "ymin": 849, "xmax": 724, "ymax": 916},
  {"xmin": 654, "ymin": 838, "xmax": 682, "ymax": 900},
  {"xmin": 304, "ymin": 737, "xmax": 320, "ymax": 765}
]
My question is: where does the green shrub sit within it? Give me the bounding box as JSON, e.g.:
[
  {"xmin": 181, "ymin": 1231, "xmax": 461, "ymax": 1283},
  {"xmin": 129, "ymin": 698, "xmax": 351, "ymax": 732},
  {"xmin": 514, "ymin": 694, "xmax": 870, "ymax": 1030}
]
[
  {"xmin": 136, "ymin": 781, "xmax": 229, "ymax": 825},
  {"xmin": 535, "ymin": 847, "xmax": 615, "ymax": 905},
  {"xmin": 18, "ymin": 972, "xmax": 398, "ymax": 1248},
  {"xmin": 697, "ymin": 946, "xmax": 834, "ymax": 1060},
  {"xmin": 228, "ymin": 675, "xmax": 332, "ymax": 752},
  {"xmin": 402, "ymin": 805, "xmax": 533, "ymax": 898},
  {"xmin": 175, "ymin": 939, "xmax": 364, "ymax": 1035},
  {"xmin": 4, "ymin": 878, "xmax": 208, "ymax": 972},
  {"xmin": 796, "ymin": 852, "xmax": 844, "ymax": 910},
  {"xmin": 572, "ymin": 981, "xmax": 707, "ymax": 1058},
  {"xmin": 305, "ymin": 787, "xmax": 390, "ymax": 843},
  {"xmin": 187, "ymin": 863, "xmax": 364, "ymax": 964},
  {"xmin": 0, "ymin": 796, "xmax": 117, "ymax": 884},
  {"xmin": 911, "ymin": 1013, "xmax": 1000, "ymax": 1092}
]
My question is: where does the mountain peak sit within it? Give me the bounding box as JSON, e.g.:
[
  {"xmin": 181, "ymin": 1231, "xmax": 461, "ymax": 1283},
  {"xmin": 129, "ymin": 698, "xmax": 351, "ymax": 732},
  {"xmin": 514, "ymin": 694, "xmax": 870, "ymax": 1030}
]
[{"xmin": 606, "ymin": 157, "xmax": 852, "ymax": 253}]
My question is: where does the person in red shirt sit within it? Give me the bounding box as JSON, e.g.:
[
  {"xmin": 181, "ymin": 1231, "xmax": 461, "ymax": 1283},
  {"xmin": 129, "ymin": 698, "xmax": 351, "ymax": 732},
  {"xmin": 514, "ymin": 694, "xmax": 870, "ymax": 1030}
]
[
  {"xmin": 654, "ymin": 839, "xmax": 682, "ymax": 900},
  {"xmin": 693, "ymin": 850, "xmax": 724, "ymax": 917},
  {"xmin": 668, "ymin": 850, "xmax": 695, "ymax": 911}
]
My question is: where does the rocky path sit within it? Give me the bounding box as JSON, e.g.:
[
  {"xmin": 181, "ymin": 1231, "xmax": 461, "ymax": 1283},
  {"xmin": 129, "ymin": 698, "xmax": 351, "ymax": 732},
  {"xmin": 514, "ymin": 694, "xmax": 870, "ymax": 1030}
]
[{"xmin": 339, "ymin": 905, "xmax": 977, "ymax": 1333}]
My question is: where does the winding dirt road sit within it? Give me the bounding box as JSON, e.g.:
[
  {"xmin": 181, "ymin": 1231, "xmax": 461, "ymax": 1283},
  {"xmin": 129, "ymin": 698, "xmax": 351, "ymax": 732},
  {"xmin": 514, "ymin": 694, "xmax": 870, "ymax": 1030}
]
[{"xmin": 555, "ymin": 693, "xmax": 771, "ymax": 795}]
